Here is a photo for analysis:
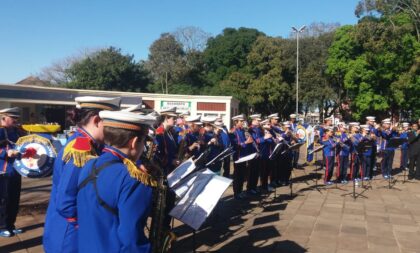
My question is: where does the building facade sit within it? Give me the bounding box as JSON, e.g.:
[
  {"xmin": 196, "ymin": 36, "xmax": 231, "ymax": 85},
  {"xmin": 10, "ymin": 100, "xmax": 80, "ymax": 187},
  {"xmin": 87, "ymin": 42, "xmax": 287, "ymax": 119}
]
[{"xmin": 0, "ymin": 84, "xmax": 239, "ymax": 129}]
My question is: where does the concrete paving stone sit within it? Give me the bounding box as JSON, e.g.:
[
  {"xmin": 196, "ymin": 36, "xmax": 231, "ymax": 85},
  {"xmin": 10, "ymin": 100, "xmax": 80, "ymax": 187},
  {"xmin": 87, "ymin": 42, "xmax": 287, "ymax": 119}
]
[
  {"xmin": 293, "ymin": 214, "xmax": 317, "ymax": 223},
  {"xmin": 337, "ymin": 235, "xmax": 368, "ymax": 251},
  {"xmin": 343, "ymin": 208, "xmax": 365, "ymax": 215},
  {"xmin": 340, "ymin": 225, "xmax": 367, "ymax": 235},
  {"xmin": 342, "ymin": 213, "xmax": 366, "ymax": 221},
  {"xmin": 285, "ymin": 225, "xmax": 313, "ymax": 237},
  {"xmin": 306, "ymin": 234, "xmax": 337, "ymax": 249},
  {"xmin": 390, "ymin": 217, "xmax": 417, "ymax": 226},
  {"xmin": 336, "ymin": 249, "xmax": 368, "ymax": 253},
  {"xmin": 313, "ymin": 223, "xmax": 341, "ymax": 234},
  {"xmin": 366, "ymin": 214, "xmax": 390, "ymax": 223},
  {"xmin": 341, "ymin": 219, "xmax": 365, "ymax": 227},
  {"xmin": 306, "ymin": 246, "xmax": 336, "ymax": 253},
  {"xmin": 392, "ymin": 225, "xmax": 420, "ymax": 233},
  {"xmin": 367, "ymin": 244, "xmax": 401, "ymax": 253},
  {"xmin": 367, "ymin": 235, "xmax": 399, "ymax": 247}
]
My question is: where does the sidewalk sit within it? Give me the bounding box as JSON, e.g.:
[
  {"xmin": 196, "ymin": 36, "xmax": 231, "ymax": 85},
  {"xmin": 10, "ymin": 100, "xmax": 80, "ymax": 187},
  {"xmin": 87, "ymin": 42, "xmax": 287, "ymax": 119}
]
[{"xmin": 1, "ymin": 151, "xmax": 419, "ymax": 253}]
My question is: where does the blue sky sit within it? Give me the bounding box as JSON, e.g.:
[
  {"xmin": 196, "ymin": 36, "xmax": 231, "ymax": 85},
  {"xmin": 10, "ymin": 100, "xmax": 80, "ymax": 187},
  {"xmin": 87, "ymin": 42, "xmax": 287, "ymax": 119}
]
[{"xmin": 0, "ymin": 0, "xmax": 359, "ymax": 83}]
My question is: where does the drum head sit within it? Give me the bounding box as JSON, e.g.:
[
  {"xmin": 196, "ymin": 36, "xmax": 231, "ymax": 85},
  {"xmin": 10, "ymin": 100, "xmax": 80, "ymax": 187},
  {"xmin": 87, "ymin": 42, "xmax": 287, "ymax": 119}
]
[{"xmin": 13, "ymin": 134, "xmax": 57, "ymax": 178}]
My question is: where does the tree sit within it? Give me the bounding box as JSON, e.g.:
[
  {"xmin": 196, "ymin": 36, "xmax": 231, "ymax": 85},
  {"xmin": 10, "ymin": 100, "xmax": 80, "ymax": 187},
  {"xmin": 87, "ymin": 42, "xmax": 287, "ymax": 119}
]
[
  {"xmin": 326, "ymin": 14, "xmax": 420, "ymax": 120},
  {"xmin": 355, "ymin": 0, "xmax": 420, "ymax": 41},
  {"xmin": 146, "ymin": 33, "xmax": 187, "ymax": 94},
  {"xmin": 65, "ymin": 47, "xmax": 150, "ymax": 92},
  {"xmin": 38, "ymin": 48, "xmax": 100, "ymax": 86},
  {"xmin": 203, "ymin": 27, "xmax": 265, "ymax": 85},
  {"xmin": 246, "ymin": 36, "xmax": 293, "ymax": 116},
  {"xmin": 172, "ymin": 26, "xmax": 211, "ymax": 53}
]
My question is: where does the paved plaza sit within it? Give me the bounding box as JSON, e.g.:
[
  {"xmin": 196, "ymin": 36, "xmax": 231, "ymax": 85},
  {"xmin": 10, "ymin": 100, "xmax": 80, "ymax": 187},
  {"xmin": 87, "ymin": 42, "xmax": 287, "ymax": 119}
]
[{"xmin": 1, "ymin": 152, "xmax": 420, "ymax": 253}]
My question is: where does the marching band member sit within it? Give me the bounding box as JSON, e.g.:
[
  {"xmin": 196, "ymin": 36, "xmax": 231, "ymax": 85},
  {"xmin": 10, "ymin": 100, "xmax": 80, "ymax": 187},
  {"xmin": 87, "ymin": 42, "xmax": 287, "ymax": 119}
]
[
  {"xmin": 321, "ymin": 128, "xmax": 336, "ymax": 185},
  {"xmin": 360, "ymin": 125, "xmax": 373, "ymax": 180},
  {"xmin": 399, "ymin": 122, "xmax": 410, "ymax": 170},
  {"xmin": 349, "ymin": 123, "xmax": 363, "ymax": 185},
  {"xmin": 336, "ymin": 125, "xmax": 350, "ymax": 184},
  {"xmin": 201, "ymin": 116, "xmax": 223, "ymax": 173},
  {"xmin": 247, "ymin": 114, "xmax": 262, "ymax": 194},
  {"xmin": 289, "ymin": 114, "xmax": 300, "ymax": 169},
  {"xmin": 154, "ymin": 107, "xmax": 179, "ymax": 175},
  {"xmin": 183, "ymin": 115, "xmax": 202, "ymax": 159},
  {"xmin": 319, "ymin": 117, "xmax": 333, "ymax": 142},
  {"xmin": 215, "ymin": 118, "xmax": 232, "ymax": 178},
  {"xmin": 260, "ymin": 119, "xmax": 275, "ymax": 192},
  {"xmin": 0, "ymin": 107, "xmax": 23, "ymax": 237},
  {"xmin": 77, "ymin": 110, "xmax": 157, "ymax": 252},
  {"xmin": 278, "ymin": 122, "xmax": 294, "ymax": 186},
  {"xmin": 268, "ymin": 113, "xmax": 282, "ymax": 187},
  {"xmin": 378, "ymin": 118, "xmax": 398, "ymax": 179},
  {"xmin": 408, "ymin": 123, "xmax": 420, "ymax": 180},
  {"xmin": 366, "ymin": 116, "xmax": 378, "ymax": 174},
  {"xmin": 231, "ymin": 114, "xmax": 253, "ymax": 200},
  {"xmin": 43, "ymin": 96, "xmax": 121, "ymax": 253}
]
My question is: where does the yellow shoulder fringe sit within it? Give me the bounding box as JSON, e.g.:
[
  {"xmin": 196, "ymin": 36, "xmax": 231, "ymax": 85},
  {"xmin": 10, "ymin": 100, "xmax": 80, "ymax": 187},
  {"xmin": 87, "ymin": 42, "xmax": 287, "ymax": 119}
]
[
  {"xmin": 16, "ymin": 134, "xmax": 57, "ymax": 156},
  {"xmin": 62, "ymin": 139, "xmax": 97, "ymax": 167},
  {"xmin": 123, "ymin": 158, "xmax": 158, "ymax": 187}
]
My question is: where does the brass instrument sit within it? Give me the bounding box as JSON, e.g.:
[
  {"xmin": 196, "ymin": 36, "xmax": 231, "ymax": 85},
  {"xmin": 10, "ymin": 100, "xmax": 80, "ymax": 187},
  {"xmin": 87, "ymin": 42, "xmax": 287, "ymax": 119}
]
[{"xmin": 143, "ymin": 139, "xmax": 176, "ymax": 253}]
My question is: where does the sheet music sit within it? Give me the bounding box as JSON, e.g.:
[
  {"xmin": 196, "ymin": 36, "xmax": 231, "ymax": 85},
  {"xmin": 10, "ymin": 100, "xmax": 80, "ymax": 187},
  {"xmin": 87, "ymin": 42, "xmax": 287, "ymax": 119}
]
[
  {"xmin": 167, "ymin": 158, "xmax": 196, "ymax": 188},
  {"xmin": 170, "ymin": 170, "xmax": 232, "ymax": 230},
  {"xmin": 234, "ymin": 152, "xmax": 258, "ymax": 164},
  {"xmin": 173, "ymin": 169, "xmax": 210, "ymax": 198},
  {"xmin": 269, "ymin": 143, "xmax": 282, "ymax": 160}
]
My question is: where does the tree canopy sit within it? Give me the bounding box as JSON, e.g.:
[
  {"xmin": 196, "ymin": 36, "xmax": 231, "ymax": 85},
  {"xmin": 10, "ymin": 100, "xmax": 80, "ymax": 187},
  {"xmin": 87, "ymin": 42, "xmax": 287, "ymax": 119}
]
[{"xmin": 37, "ymin": 1, "xmax": 420, "ymax": 121}]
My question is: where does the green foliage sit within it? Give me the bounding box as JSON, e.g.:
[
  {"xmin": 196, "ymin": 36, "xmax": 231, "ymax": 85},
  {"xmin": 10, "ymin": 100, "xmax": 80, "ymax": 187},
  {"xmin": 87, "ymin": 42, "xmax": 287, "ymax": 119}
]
[
  {"xmin": 203, "ymin": 27, "xmax": 265, "ymax": 85},
  {"xmin": 327, "ymin": 11, "xmax": 420, "ymax": 120},
  {"xmin": 65, "ymin": 47, "xmax": 149, "ymax": 92}
]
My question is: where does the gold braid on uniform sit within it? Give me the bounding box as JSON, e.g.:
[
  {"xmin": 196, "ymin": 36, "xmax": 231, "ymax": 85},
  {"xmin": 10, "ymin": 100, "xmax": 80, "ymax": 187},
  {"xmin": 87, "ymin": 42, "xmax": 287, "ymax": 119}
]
[
  {"xmin": 62, "ymin": 138, "xmax": 97, "ymax": 167},
  {"xmin": 123, "ymin": 158, "xmax": 158, "ymax": 187}
]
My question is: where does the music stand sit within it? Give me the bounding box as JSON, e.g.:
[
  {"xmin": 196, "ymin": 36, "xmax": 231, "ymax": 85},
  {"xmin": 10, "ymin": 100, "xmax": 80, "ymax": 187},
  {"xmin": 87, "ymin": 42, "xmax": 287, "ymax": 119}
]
[
  {"xmin": 308, "ymin": 145, "xmax": 325, "ymax": 194},
  {"xmin": 170, "ymin": 170, "xmax": 232, "ymax": 253},
  {"xmin": 358, "ymin": 140, "xmax": 374, "ymax": 190},
  {"xmin": 288, "ymin": 142, "xmax": 305, "ymax": 197}
]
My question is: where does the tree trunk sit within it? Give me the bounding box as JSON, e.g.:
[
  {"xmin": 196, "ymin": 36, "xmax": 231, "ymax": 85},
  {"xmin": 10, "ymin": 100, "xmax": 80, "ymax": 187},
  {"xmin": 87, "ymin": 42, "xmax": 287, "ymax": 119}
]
[{"xmin": 165, "ymin": 72, "xmax": 168, "ymax": 94}]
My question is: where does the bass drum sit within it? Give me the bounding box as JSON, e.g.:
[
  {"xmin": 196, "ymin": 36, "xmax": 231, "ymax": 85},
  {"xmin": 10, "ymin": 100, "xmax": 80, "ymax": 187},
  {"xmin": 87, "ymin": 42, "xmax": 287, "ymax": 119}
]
[
  {"xmin": 13, "ymin": 134, "xmax": 58, "ymax": 178},
  {"xmin": 296, "ymin": 125, "xmax": 307, "ymax": 142}
]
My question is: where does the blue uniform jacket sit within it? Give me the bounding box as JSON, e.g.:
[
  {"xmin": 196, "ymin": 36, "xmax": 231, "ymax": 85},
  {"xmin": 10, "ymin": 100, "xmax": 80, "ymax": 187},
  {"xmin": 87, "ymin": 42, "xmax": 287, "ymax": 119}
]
[
  {"xmin": 219, "ymin": 127, "xmax": 231, "ymax": 149},
  {"xmin": 322, "ymin": 137, "xmax": 336, "ymax": 157},
  {"xmin": 250, "ymin": 126, "xmax": 272, "ymax": 159},
  {"xmin": 77, "ymin": 146, "xmax": 153, "ymax": 253},
  {"xmin": 184, "ymin": 130, "xmax": 201, "ymax": 158},
  {"xmin": 338, "ymin": 133, "xmax": 351, "ymax": 157},
  {"xmin": 43, "ymin": 128, "xmax": 100, "ymax": 253},
  {"xmin": 379, "ymin": 129, "xmax": 398, "ymax": 151},
  {"xmin": 155, "ymin": 126, "xmax": 178, "ymax": 173},
  {"xmin": 231, "ymin": 127, "xmax": 253, "ymax": 160},
  {"xmin": 203, "ymin": 130, "xmax": 222, "ymax": 159},
  {"xmin": 400, "ymin": 132, "xmax": 408, "ymax": 150},
  {"xmin": 0, "ymin": 127, "xmax": 20, "ymax": 176}
]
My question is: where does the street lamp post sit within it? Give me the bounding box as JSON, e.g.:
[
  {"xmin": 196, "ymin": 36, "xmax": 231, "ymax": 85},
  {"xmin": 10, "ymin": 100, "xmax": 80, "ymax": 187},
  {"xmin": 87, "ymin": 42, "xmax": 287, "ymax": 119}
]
[{"xmin": 291, "ymin": 25, "xmax": 306, "ymax": 121}]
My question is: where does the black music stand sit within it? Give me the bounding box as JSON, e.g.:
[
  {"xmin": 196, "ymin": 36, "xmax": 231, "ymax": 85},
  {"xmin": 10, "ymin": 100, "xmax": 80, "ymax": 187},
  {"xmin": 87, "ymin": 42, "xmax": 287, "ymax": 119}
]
[
  {"xmin": 288, "ymin": 142, "xmax": 305, "ymax": 197},
  {"xmin": 308, "ymin": 145, "xmax": 325, "ymax": 194},
  {"xmin": 358, "ymin": 140, "xmax": 374, "ymax": 190}
]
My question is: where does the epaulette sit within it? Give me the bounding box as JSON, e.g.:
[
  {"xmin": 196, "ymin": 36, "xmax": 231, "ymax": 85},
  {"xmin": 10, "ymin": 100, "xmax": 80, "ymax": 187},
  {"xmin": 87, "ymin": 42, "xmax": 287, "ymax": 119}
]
[
  {"xmin": 62, "ymin": 137, "xmax": 97, "ymax": 167},
  {"xmin": 156, "ymin": 126, "xmax": 164, "ymax": 135},
  {"xmin": 123, "ymin": 158, "xmax": 158, "ymax": 187}
]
